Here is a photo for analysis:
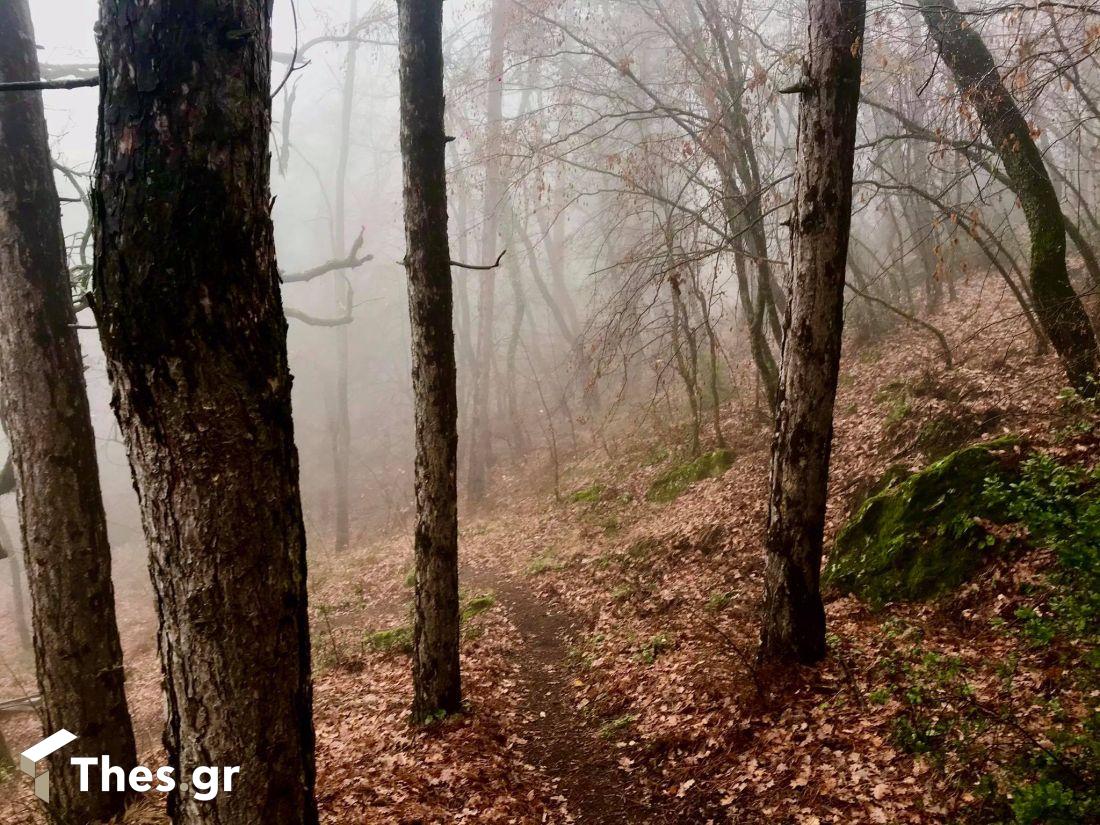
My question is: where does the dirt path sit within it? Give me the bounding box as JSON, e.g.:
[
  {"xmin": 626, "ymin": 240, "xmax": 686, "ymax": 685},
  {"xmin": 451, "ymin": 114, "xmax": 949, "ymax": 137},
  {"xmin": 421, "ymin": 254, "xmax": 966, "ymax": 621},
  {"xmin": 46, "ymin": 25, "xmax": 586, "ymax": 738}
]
[{"xmin": 474, "ymin": 573, "xmax": 670, "ymax": 824}]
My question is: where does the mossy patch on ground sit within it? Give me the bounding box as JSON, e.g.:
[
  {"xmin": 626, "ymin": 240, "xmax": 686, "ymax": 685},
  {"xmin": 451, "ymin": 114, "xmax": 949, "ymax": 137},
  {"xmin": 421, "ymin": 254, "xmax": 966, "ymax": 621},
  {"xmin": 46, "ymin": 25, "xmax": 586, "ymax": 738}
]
[
  {"xmin": 825, "ymin": 437, "xmax": 1021, "ymax": 606},
  {"xmin": 569, "ymin": 483, "xmax": 606, "ymax": 504},
  {"xmin": 366, "ymin": 625, "xmax": 413, "ymax": 654},
  {"xmin": 646, "ymin": 448, "xmax": 734, "ymax": 503},
  {"xmin": 366, "ymin": 593, "xmax": 496, "ymax": 654},
  {"xmin": 527, "ymin": 553, "xmax": 564, "ymax": 575}
]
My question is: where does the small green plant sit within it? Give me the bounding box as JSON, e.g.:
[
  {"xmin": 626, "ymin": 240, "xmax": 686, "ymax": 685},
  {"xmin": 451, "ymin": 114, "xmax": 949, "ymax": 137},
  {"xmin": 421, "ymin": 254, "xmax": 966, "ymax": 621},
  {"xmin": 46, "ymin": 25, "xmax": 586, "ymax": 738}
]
[
  {"xmin": 983, "ymin": 455, "xmax": 1100, "ymax": 657},
  {"xmin": 599, "ymin": 714, "xmax": 637, "ymax": 739},
  {"xmin": 611, "ymin": 584, "xmax": 635, "ymax": 602},
  {"xmin": 1010, "ymin": 777, "xmax": 1091, "ymax": 824},
  {"xmin": 461, "ymin": 593, "xmax": 495, "ymax": 623},
  {"xmin": 365, "ymin": 625, "xmax": 413, "ymax": 654},
  {"xmin": 526, "ymin": 553, "xmax": 564, "ymax": 575},
  {"xmin": 569, "ymin": 483, "xmax": 605, "ymax": 503},
  {"xmin": 637, "ymin": 634, "xmax": 673, "ymax": 665},
  {"xmin": 705, "ymin": 590, "xmax": 733, "ymax": 612}
]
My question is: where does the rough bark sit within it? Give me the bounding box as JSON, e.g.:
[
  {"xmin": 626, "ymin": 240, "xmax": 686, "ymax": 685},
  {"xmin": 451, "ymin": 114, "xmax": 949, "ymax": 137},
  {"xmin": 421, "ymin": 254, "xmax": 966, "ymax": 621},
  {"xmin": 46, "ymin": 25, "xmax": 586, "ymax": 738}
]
[
  {"xmin": 760, "ymin": 0, "xmax": 865, "ymax": 664},
  {"xmin": 397, "ymin": 0, "xmax": 463, "ymax": 723},
  {"xmin": 918, "ymin": 0, "xmax": 1100, "ymax": 394},
  {"xmin": 0, "ymin": 3, "xmax": 138, "ymax": 821},
  {"xmin": 93, "ymin": 3, "xmax": 317, "ymax": 823}
]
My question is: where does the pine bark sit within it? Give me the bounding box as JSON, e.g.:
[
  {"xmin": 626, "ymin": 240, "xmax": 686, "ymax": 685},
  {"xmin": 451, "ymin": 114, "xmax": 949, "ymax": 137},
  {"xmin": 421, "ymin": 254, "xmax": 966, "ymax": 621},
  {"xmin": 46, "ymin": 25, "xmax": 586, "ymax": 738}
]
[
  {"xmin": 918, "ymin": 0, "xmax": 1099, "ymax": 393},
  {"xmin": 0, "ymin": 2, "xmax": 138, "ymax": 821},
  {"xmin": 397, "ymin": 0, "xmax": 463, "ymax": 723},
  {"xmin": 93, "ymin": 3, "xmax": 317, "ymax": 823},
  {"xmin": 760, "ymin": 0, "xmax": 866, "ymax": 664}
]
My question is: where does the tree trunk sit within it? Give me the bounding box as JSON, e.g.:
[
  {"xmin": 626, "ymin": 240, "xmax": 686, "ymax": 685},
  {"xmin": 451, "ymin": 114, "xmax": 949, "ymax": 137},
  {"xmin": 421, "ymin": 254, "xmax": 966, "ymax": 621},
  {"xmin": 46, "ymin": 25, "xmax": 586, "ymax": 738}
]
[
  {"xmin": 0, "ymin": 3, "xmax": 138, "ymax": 821},
  {"xmin": 760, "ymin": 0, "xmax": 865, "ymax": 664},
  {"xmin": 0, "ymin": 517, "xmax": 32, "ymax": 652},
  {"xmin": 466, "ymin": 0, "xmax": 507, "ymax": 504},
  {"xmin": 93, "ymin": 4, "xmax": 317, "ymax": 823},
  {"xmin": 397, "ymin": 0, "xmax": 463, "ymax": 723},
  {"xmin": 918, "ymin": 0, "xmax": 1100, "ymax": 394},
  {"xmin": 331, "ymin": 0, "xmax": 359, "ymax": 554}
]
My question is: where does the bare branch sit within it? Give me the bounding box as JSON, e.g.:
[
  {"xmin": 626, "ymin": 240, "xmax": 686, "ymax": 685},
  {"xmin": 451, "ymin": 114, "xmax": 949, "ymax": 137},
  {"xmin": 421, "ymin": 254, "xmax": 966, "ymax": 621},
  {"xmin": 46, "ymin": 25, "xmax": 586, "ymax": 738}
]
[
  {"xmin": 0, "ymin": 77, "xmax": 98, "ymax": 92},
  {"xmin": 284, "ymin": 307, "xmax": 353, "ymax": 327},
  {"xmin": 280, "ymin": 228, "xmax": 373, "ymax": 283},
  {"xmin": 449, "ymin": 249, "xmax": 507, "ymax": 271}
]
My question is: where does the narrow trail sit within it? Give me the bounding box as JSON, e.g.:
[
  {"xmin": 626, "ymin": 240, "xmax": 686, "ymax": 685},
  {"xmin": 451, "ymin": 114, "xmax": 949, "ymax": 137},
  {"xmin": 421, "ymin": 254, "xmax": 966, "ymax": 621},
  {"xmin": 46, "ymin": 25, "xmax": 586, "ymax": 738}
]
[{"xmin": 470, "ymin": 570, "xmax": 670, "ymax": 825}]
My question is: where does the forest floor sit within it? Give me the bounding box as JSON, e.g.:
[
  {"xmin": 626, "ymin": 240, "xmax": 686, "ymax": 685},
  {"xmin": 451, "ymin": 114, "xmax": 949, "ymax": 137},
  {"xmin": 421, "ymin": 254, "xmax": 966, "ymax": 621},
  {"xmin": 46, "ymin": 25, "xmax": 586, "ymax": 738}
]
[{"xmin": 1, "ymin": 277, "xmax": 1098, "ymax": 824}]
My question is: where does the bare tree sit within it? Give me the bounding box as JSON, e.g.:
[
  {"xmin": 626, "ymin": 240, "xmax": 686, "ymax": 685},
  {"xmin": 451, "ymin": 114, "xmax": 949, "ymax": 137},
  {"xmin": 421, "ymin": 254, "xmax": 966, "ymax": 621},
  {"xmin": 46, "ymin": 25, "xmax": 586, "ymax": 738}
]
[
  {"xmin": 0, "ymin": 3, "xmax": 137, "ymax": 821},
  {"xmin": 466, "ymin": 0, "xmax": 508, "ymax": 503},
  {"xmin": 918, "ymin": 0, "xmax": 1099, "ymax": 394},
  {"xmin": 93, "ymin": 2, "xmax": 317, "ymax": 822},
  {"xmin": 760, "ymin": 0, "xmax": 866, "ymax": 663}
]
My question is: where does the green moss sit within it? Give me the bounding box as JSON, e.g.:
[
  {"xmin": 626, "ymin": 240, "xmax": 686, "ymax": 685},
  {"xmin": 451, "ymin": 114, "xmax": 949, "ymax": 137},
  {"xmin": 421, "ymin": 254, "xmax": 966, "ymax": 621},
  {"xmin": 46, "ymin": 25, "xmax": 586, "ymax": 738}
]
[
  {"xmin": 645, "ymin": 448, "xmax": 734, "ymax": 503},
  {"xmin": 365, "ymin": 625, "xmax": 413, "ymax": 654},
  {"xmin": 460, "ymin": 593, "xmax": 495, "ymax": 623},
  {"xmin": 825, "ymin": 438, "xmax": 1021, "ymax": 607},
  {"xmin": 706, "ymin": 590, "xmax": 733, "ymax": 612},
  {"xmin": 526, "ymin": 553, "xmax": 564, "ymax": 575},
  {"xmin": 367, "ymin": 593, "xmax": 495, "ymax": 653},
  {"xmin": 569, "ymin": 483, "xmax": 605, "ymax": 503},
  {"xmin": 915, "ymin": 408, "xmax": 995, "ymax": 460}
]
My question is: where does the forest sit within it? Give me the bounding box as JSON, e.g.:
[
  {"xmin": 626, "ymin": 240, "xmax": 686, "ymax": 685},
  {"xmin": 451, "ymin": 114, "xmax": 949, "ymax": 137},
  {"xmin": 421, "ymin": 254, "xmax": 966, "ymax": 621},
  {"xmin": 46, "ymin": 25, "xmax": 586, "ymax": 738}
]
[{"xmin": 0, "ymin": 0, "xmax": 1098, "ymax": 823}]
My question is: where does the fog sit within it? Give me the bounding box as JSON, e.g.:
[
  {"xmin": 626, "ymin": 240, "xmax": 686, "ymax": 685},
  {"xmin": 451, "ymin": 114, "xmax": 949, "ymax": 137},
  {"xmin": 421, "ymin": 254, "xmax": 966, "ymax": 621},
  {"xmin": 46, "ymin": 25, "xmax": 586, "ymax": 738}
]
[
  {"xmin": 26, "ymin": 1, "xmax": 416, "ymax": 559},
  {"xmin": 3, "ymin": 0, "xmax": 1095, "ymax": 651}
]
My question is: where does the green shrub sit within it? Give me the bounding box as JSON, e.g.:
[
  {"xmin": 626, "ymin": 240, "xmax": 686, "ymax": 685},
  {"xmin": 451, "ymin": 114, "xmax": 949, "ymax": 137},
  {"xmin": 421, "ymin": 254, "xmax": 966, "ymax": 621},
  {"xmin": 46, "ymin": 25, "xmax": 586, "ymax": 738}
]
[{"xmin": 1010, "ymin": 778, "xmax": 1090, "ymax": 824}]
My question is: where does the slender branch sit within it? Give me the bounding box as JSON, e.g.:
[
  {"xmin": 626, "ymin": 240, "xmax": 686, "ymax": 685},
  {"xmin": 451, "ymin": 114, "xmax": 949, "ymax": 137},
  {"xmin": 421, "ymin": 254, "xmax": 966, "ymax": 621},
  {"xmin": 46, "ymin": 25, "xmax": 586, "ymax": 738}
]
[
  {"xmin": 0, "ymin": 77, "xmax": 98, "ymax": 92},
  {"xmin": 449, "ymin": 249, "xmax": 507, "ymax": 271},
  {"xmin": 284, "ymin": 307, "xmax": 353, "ymax": 326},
  {"xmin": 845, "ymin": 280, "xmax": 954, "ymax": 368},
  {"xmin": 280, "ymin": 228, "xmax": 372, "ymax": 283}
]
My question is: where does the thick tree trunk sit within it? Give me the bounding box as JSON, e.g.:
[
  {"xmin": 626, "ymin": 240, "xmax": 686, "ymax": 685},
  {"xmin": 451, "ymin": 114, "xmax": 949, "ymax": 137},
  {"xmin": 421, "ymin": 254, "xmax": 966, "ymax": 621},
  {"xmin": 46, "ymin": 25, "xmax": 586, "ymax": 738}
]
[
  {"xmin": 93, "ymin": 3, "xmax": 317, "ymax": 823},
  {"xmin": 397, "ymin": 0, "xmax": 463, "ymax": 723},
  {"xmin": 918, "ymin": 0, "xmax": 1099, "ymax": 394},
  {"xmin": 0, "ymin": 3, "xmax": 138, "ymax": 821},
  {"xmin": 760, "ymin": 0, "xmax": 865, "ymax": 664}
]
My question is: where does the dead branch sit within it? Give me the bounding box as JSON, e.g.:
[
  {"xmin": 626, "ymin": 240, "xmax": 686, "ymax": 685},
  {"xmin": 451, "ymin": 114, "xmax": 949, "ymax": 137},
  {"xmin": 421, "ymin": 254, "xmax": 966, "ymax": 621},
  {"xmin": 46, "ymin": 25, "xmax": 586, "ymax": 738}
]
[{"xmin": 281, "ymin": 228, "xmax": 372, "ymax": 283}]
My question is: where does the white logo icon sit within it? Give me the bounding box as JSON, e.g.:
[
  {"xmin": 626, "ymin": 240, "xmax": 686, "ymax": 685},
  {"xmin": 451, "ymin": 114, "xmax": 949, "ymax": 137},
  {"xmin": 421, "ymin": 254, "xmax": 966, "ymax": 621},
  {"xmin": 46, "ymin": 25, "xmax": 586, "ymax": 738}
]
[{"xmin": 20, "ymin": 729, "xmax": 78, "ymax": 802}]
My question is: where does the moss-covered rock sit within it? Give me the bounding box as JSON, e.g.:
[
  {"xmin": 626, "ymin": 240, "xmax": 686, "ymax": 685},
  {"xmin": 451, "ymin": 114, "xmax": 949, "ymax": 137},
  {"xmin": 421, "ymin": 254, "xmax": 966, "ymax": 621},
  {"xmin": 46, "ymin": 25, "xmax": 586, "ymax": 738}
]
[
  {"xmin": 646, "ymin": 448, "xmax": 734, "ymax": 503},
  {"xmin": 825, "ymin": 438, "xmax": 1021, "ymax": 606}
]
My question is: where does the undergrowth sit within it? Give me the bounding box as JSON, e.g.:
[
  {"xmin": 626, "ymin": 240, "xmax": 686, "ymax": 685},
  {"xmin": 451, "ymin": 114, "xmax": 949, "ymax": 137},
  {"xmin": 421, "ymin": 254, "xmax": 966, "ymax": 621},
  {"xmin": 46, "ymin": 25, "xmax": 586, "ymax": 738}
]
[{"xmin": 867, "ymin": 454, "xmax": 1099, "ymax": 823}]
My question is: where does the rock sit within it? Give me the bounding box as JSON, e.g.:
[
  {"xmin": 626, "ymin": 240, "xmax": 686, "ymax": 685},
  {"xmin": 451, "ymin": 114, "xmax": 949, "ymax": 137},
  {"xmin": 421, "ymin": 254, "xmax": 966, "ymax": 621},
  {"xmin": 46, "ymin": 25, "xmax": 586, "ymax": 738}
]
[{"xmin": 825, "ymin": 437, "xmax": 1022, "ymax": 606}]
